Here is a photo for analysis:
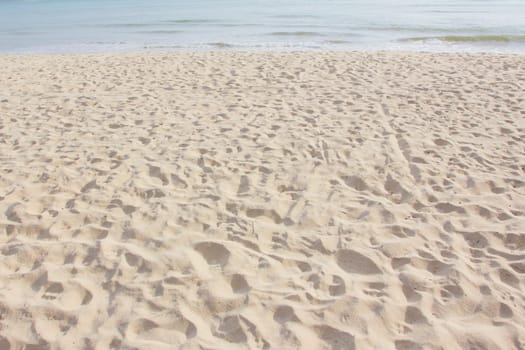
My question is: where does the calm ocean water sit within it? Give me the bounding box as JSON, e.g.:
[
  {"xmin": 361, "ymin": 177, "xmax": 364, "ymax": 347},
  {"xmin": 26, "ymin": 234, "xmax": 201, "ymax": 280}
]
[{"xmin": 0, "ymin": 0, "xmax": 524, "ymax": 53}]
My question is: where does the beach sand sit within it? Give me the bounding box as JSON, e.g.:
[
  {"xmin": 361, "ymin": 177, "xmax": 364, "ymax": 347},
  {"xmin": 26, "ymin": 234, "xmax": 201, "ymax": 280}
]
[{"xmin": 0, "ymin": 52, "xmax": 524, "ymax": 349}]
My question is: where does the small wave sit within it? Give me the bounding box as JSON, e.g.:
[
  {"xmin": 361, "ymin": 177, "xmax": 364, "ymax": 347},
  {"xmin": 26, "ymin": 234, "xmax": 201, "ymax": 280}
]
[
  {"xmin": 207, "ymin": 42, "xmax": 234, "ymax": 48},
  {"xmin": 269, "ymin": 15, "xmax": 319, "ymax": 19},
  {"xmin": 137, "ymin": 30, "xmax": 182, "ymax": 34},
  {"xmin": 326, "ymin": 40, "xmax": 351, "ymax": 44},
  {"xmin": 215, "ymin": 23, "xmax": 260, "ymax": 27},
  {"xmin": 364, "ymin": 25, "xmax": 492, "ymax": 34},
  {"xmin": 88, "ymin": 41, "xmax": 126, "ymax": 45},
  {"xmin": 143, "ymin": 45, "xmax": 185, "ymax": 49},
  {"xmin": 424, "ymin": 10, "xmax": 489, "ymax": 14},
  {"xmin": 269, "ymin": 31, "xmax": 323, "ymax": 37},
  {"xmin": 402, "ymin": 35, "xmax": 525, "ymax": 43},
  {"xmin": 103, "ymin": 23, "xmax": 156, "ymax": 28},
  {"xmin": 279, "ymin": 24, "xmax": 334, "ymax": 29},
  {"xmin": 163, "ymin": 19, "xmax": 215, "ymax": 24}
]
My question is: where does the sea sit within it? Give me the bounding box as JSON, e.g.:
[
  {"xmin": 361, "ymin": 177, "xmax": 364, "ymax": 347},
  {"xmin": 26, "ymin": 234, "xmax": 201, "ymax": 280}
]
[{"xmin": 0, "ymin": 0, "xmax": 524, "ymax": 54}]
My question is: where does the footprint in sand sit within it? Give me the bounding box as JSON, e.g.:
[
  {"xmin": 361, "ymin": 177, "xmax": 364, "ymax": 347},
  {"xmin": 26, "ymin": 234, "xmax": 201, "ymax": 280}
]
[
  {"xmin": 194, "ymin": 242, "xmax": 230, "ymax": 267},
  {"xmin": 336, "ymin": 249, "xmax": 381, "ymax": 275}
]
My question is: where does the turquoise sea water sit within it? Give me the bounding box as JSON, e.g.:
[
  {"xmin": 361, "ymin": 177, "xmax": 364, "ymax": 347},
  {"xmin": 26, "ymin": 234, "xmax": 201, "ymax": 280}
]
[{"xmin": 1, "ymin": 0, "xmax": 524, "ymax": 53}]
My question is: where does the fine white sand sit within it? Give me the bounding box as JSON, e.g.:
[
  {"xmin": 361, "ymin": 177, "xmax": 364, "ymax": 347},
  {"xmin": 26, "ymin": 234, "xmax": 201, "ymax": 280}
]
[{"xmin": 0, "ymin": 52, "xmax": 524, "ymax": 350}]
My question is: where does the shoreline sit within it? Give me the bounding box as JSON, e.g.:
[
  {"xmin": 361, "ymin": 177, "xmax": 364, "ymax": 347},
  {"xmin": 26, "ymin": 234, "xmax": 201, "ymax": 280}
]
[
  {"xmin": 1, "ymin": 51, "xmax": 524, "ymax": 349},
  {"xmin": 2, "ymin": 47, "xmax": 525, "ymax": 57}
]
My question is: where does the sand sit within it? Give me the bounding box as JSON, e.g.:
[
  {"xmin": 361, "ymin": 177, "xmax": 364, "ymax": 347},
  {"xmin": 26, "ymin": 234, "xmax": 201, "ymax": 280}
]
[{"xmin": 0, "ymin": 51, "xmax": 524, "ymax": 350}]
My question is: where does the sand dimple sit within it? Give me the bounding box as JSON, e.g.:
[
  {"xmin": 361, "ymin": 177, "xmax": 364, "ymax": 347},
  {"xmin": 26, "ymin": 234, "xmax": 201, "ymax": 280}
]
[
  {"xmin": 336, "ymin": 249, "xmax": 381, "ymax": 275},
  {"xmin": 0, "ymin": 52, "xmax": 524, "ymax": 349},
  {"xmin": 194, "ymin": 241, "xmax": 231, "ymax": 267}
]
